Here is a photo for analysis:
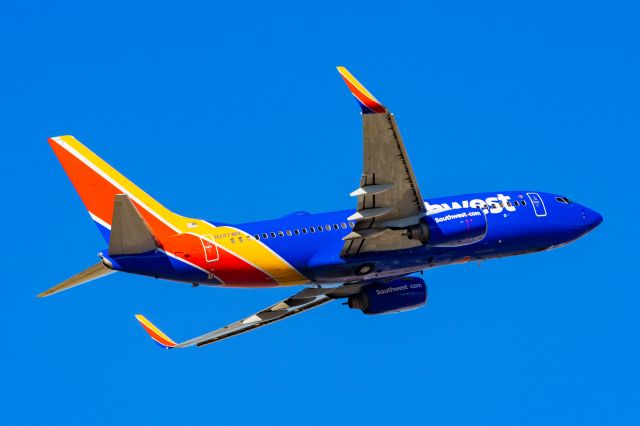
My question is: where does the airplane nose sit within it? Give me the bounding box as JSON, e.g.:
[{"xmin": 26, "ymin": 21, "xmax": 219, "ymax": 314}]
[{"xmin": 580, "ymin": 206, "xmax": 603, "ymax": 232}]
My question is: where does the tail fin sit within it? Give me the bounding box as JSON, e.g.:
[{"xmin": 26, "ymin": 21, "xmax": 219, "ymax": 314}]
[
  {"xmin": 37, "ymin": 261, "xmax": 114, "ymax": 297},
  {"xmin": 48, "ymin": 136, "xmax": 192, "ymax": 242}
]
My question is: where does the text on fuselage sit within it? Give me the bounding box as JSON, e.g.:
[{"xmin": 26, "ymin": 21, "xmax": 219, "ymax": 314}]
[{"xmin": 425, "ymin": 194, "xmax": 516, "ymax": 215}]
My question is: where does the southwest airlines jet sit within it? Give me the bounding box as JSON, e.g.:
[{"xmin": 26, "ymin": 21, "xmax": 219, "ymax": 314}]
[{"xmin": 40, "ymin": 67, "xmax": 603, "ymax": 349}]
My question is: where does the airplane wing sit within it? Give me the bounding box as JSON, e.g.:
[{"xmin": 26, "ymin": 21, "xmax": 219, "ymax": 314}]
[
  {"xmin": 135, "ymin": 287, "xmax": 339, "ymax": 348},
  {"xmin": 337, "ymin": 67, "xmax": 427, "ymax": 256}
]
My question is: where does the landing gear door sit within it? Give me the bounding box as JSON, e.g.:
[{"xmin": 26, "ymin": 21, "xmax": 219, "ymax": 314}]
[
  {"xmin": 527, "ymin": 192, "xmax": 547, "ymax": 217},
  {"xmin": 200, "ymin": 235, "xmax": 219, "ymax": 262}
]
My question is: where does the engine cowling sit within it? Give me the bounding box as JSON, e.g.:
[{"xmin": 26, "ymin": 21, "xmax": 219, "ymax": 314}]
[
  {"xmin": 348, "ymin": 277, "xmax": 427, "ymax": 315},
  {"xmin": 405, "ymin": 207, "xmax": 487, "ymax": 247}
]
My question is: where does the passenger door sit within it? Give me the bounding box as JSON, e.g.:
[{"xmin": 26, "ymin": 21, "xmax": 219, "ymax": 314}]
[{"xmin": 527, "ymin": 192, "xmax": 547, "ymax": 217}]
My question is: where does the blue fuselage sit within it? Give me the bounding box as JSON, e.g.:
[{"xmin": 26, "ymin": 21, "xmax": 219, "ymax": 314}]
[
  {"xmin": 229, "ymin": 190, "xmax": 601, "ymax": 284},
  {"xmin": 103, "ymin": 190, "xmax": 602, "ymax": 287}
]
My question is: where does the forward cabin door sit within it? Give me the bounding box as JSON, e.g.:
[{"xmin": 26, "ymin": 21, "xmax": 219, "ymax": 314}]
[{"xmin": 527, "ymin": 192, "xmax": 547, "ymax": 217}]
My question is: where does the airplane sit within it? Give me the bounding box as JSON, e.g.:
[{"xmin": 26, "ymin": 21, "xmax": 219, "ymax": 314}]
[{"xmin": 39, "ymin": 66, "xmax": 603, "ymax": 349}]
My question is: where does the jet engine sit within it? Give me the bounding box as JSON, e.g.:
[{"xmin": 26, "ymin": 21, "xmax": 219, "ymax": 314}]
[
  {"xmin": 404, "ymin": 208, "xmax": 487, "ymax": 247},
  {"xmin": 347, "ymin": 277, "xmax": 427, "ymax": 315}
]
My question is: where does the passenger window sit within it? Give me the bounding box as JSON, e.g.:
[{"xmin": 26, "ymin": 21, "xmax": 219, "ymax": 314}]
[
  {"xmin": 333, "ymin": 224, "xmax": 339, "ymax": 230},
  {"xmin": 310, "ymin": 227, "xmax": 316, "ymax": 233},
  {"xmin": 254, "ymin": 234, "xmax": 260, "ymax": 240},
  {"xmin": 521, "ymin": 200, "xmax": 526, "ymax": 206},
  {"xmin": 341, "ymin": 223, "xmax": 347, "ymax": 229},
  {"xmin": 349, "ymin": 221, "xmax": 355, "ymax": 228},
  {"xmin": 230, "ymin": 238, "xmax": 235, "ymax": 244},
  {"xmin": 317, "ymin": 226, "xmax": 323, "ymax": 232},
  {"xmin": 301, "ymin": 228, "xmax": 308, "ymax": 234},
  {"xmin": 270, "ymin": 232, "xmax": 276, "ymax": 238},
  {"xmin": 239, "ymin": 237, "xmax": 244, "ymax": 243},
  {"xmin": 286, "ymin": 230, "xmax": 292, "ymax": 236},
  {"xmin": 514, "ymin": 201, "xmax": 519, "ymax": 207},
  {"xmin": 278, "ymin": 231, "xmax": 284, "ymax": 237},
  {"xmin": 294, "ymin": 229, "xmax": 300, "ymax": 235},
  {"xmin": 325, "ymin": 225, "xmax": 331, "ymax": 231},
  {"xmin": 262, "ymin": 233, "xmax": 269, "ymax": 239}
]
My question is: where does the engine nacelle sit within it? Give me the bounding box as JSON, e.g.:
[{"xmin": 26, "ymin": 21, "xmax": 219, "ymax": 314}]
[
  {"xmin": 405, "ymin": 208, "xmax": 487, "ymax": 247},
  {"xmin": 348, "ymin": 277, "xmax": 427, "ymax": 315}
]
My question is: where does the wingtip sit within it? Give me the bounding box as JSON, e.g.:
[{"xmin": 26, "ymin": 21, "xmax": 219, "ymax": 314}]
[
  {"xmin": 336, "ymin": 66, "xmax": 386, "ymax": 114},
  {"xmin": 135, "ymin": 314, "xmax": 177, "ymax": 349}
]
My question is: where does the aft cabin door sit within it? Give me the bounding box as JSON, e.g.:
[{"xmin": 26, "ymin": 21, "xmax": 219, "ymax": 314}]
[
  {"xmin": 200, "ymin": 235, "xmax": 219, "ymax": 262},
  {"xmin": 527, "ymin": 192, "xmax": 547, "ymax": 217}
]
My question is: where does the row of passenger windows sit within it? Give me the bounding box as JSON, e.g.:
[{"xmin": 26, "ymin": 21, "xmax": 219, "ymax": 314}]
[
  {"xmin": 231, "ymin": 221, "xmax": 356, "ymax": 243},
  {"xmin": 481, "ymin": 200, "xmax": 527, "ymax": 209},
  {"xmin": 229, "ymin": 200, "xmax": 530, "ymax": 244}
]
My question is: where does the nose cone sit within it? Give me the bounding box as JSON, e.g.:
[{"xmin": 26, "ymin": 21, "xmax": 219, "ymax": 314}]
[{"xmin": 580, "ymin": 206, "xmax": 603, "ymax": 233}]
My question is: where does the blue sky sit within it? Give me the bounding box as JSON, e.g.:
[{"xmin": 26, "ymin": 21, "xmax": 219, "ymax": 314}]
[{"xmin": 1, "ymin": 1, "xmax": 639, "ymax": 424}]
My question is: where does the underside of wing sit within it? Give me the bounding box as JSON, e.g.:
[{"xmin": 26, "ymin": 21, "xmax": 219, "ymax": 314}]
[
  {"xmin": 135, "ymin": 287, "xmax": 339, "ymax": 348},
  {"xmin": 337, "ymin": 67, "xmax": 427, "ymax": 256}
]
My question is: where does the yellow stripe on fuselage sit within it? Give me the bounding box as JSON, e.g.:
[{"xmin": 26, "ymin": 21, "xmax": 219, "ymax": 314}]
[{"xmin": 211, "ymin": 226, "xmax": 309, "ymax": 286}]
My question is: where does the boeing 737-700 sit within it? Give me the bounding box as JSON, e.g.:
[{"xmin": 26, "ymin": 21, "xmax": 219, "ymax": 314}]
[{"xmin": 39, "ymin": 67, "xmax": 603, "ymax": 348}]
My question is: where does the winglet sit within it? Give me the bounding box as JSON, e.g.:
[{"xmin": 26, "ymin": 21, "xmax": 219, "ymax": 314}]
[
  {"xmin": 337, "ymin": 66, "xmax": 386, "ymax": 114},
  {"xmin": 135, "ymin": 314, "xmax": 177, "ymax": 349}
]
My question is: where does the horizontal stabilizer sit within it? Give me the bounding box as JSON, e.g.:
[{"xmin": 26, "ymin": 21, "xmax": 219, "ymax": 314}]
[
  {"xmin": 37, "ymin": 261, "xmax": 114, "ymax": 297},
  {"xmin": 109, "ymin": 194, "xmax": 158, "ymax": 255}
]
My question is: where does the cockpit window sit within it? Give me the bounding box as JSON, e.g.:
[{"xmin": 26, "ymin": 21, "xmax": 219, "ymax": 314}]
[{"xmin": 555, "ymin": 196, "xmax": 572, "ymax": 204}]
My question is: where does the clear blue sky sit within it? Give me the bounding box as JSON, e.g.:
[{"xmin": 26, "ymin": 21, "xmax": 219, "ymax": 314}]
[{"xmin": 1, "ymin": 1, "xmax": 638, "ymax": 424}]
